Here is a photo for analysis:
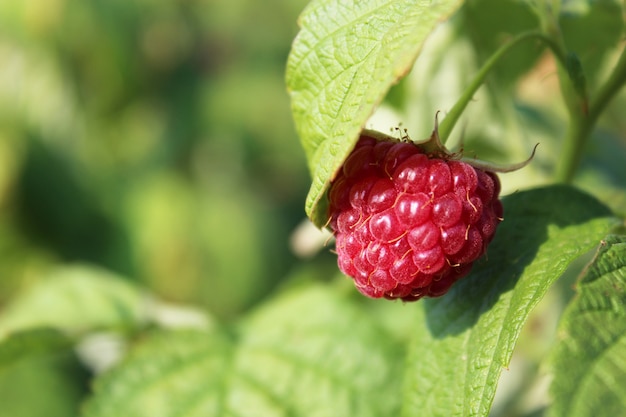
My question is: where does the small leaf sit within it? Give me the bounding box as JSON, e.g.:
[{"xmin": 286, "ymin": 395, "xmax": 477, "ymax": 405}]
[
  {"xmin": 0, "ymin": 265, "xmax": 148, "ymax": 338},
  {"xmin": 401, "ymin": 185, "xmax": 616, "ymax": 417},
  {"xmin": 0, "ymin": 328, "xmax": 73, "ymax": 372},
  {"xmin": 548, "ymin": 234, "xmax": 626, "ymax": 417},
  {"xmin": 562, "ymin": 51, "xmax": 589, "ymax": 114},
  {"xmin": 83, "ymin": 284, "xmax": 403, "ymax": 417},
  {"xmin": 287, "ymin": 0, "xmax": 465, "ymax": 227}
]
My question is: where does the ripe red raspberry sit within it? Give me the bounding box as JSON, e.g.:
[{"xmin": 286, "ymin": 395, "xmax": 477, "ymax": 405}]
[{"xmin": 328, "ymin": 133, "xmax": 503, "ymax": 301}]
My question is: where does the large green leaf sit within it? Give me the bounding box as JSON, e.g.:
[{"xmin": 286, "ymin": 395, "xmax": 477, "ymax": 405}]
[
  {"xmin": 401, "ymin": 185, "xmax": 616, "ymax": 417},
  {"xmin": 82, "ymin": 284, "xmax": 403, "ymax": 417},
  {"xmin": 548, "ymin": 234, "xmax": 626, "ymax": 417},
  {"xmin": 286, "ymin": 0, "xmax": 464, "ymax": 227}
]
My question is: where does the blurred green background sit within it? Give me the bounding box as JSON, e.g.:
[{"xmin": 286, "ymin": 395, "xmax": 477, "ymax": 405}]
[
  {"xmin": 0, "ymin": 2, "xmax": 625, "ymax": 416},
  {"xmin": 0, "ymin": 0, "xmax": 326, "ymax": 320}
]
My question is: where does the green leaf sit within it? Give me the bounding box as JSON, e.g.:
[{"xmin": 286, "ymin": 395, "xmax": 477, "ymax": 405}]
[
  {"xmin": 548, "ymin": 234, "xmax": 626, "ymax": 417},
  {"xmin": 0, "ymin": 329, "xmax": 85, "ymax": 416},
  {"xmin": 401, "ymin": 185, "xmax": 616, "ymax": 417},
  {"xmin": 83, "ymin": 284, "xmax": 403, "ymax": 417},
  {"xmin": 0, "ymin": 328, "xmax": 73, "ymax": 372},
  {"xmin": 0, "ymin": 350, "xmax": 89, "ymax": 417},
  {"xmin": 563, "ymin": 51, "xmax": 589, "ymax": 111},
  {"xmin": 286, "ymin": 0, "xmax": 465, "ymax": 227},
  {"xmin": 0, "ymin": 265, "xmax": 147, "ymax": 338}
]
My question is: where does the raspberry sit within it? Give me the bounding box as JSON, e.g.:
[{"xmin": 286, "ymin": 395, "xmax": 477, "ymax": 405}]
[{"xmin": 328, "ymin": 133, "xmax": 503, "ymax": 301}]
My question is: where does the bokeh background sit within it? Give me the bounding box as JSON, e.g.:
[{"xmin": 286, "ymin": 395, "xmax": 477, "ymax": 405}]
[
  {"xmin": 0, "ymin": 0, "xmax": 336, "ymax": 322},
  {"xmin": 1, "ymin": 1, "xmax": 626, "ymax": 416}
]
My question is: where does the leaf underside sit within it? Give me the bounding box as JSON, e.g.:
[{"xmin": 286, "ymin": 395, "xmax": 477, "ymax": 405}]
[{"xmin": 286, "ymin": 0, "xmax": 464, "ymax": 227}]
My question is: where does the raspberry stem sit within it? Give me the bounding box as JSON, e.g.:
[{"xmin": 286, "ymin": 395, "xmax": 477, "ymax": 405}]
[
  {"xmin": 438, "ymin": 31, "xmax": 567, "ymax": 145},
  {"xmin": 435, "ymin": 20, "xmax": 625, "ymax": 184},
  {"xmin": 532, "ymin": 0, "xmax": 626, "ymax": 183},
  {"xmin": 556, "ymin": 46, "xmax": 626, "ymax": 183}
]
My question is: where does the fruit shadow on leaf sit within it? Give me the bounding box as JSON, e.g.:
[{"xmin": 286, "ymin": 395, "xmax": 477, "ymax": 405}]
[{"xmin": 423, "ymin": 185, "xmax": 613, "ymax": 337}]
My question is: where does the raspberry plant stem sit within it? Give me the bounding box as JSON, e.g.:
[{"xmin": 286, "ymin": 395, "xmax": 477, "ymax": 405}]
[
  {"xmin": 438, "ymin": 31, "xmax": 566, "ymax": 145},
  {"xmin": 556, "ymin": 46, "xmax": 626, "ymax": 183}
]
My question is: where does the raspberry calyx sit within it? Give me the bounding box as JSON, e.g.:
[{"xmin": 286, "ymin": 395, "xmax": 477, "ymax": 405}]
[{"xmin": 327, "ymin": 122, "xmax": 525, "ymax": 301}]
